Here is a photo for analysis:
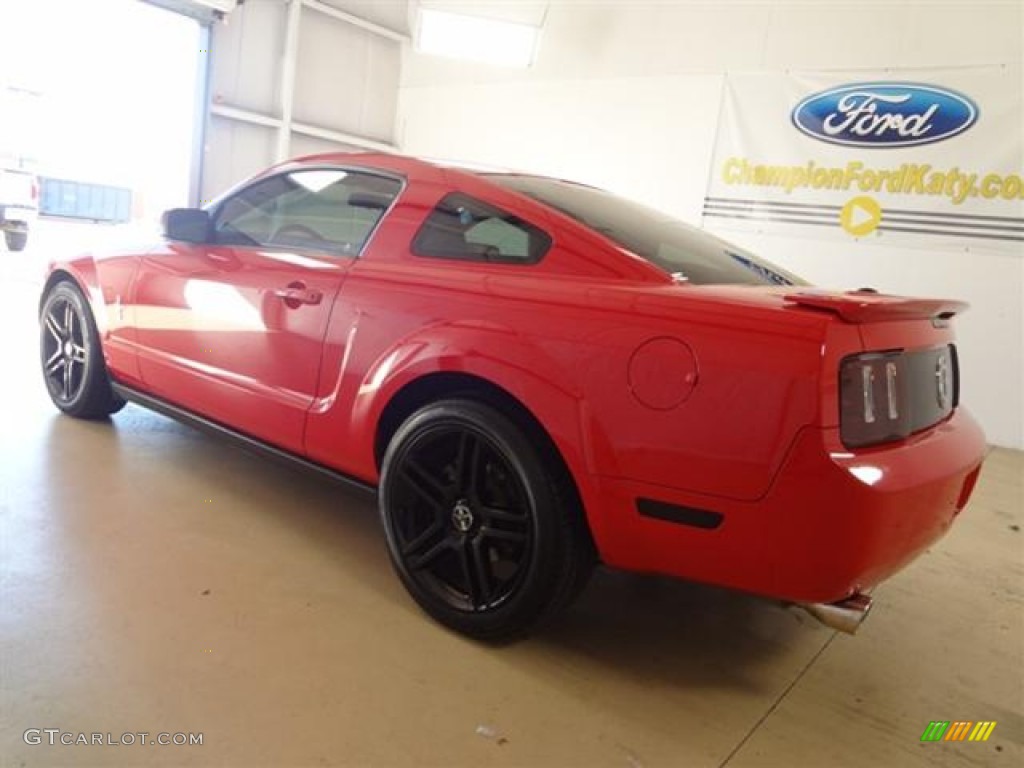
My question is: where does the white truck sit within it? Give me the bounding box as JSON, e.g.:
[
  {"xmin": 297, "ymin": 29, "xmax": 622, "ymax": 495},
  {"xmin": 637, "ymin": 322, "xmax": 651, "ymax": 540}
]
[
  {"xmin": 0, "ymin": 161, "xmax": 37, "ymax": 251},
  {"xmin": 1, "ymin": 83, "xmax": 41, "ymax": 252}
]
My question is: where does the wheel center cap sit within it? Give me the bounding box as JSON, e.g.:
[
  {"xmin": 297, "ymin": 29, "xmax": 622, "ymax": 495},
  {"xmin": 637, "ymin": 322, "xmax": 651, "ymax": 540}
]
[
  {"xmin": 451, "ymin": 499, "xmax": 475, "ymax": 533},
  {"xmin": 63, "ymin": 341, "xmax": 73, "ymax": 358}
]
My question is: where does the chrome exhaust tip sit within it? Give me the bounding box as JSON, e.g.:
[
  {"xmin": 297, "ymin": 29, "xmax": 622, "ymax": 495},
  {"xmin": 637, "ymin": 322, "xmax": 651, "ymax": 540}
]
[{"xmin": 797, "ymin": 593, "xmax": 873, "ymax": 634}]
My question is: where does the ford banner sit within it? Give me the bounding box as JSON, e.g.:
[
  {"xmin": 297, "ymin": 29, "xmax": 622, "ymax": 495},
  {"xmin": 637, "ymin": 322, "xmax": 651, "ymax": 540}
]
[
  {"xmin": 703, "ymin": 66, "xmax": 1022, "ymax": 251},
  {"xmin": 791, "ymin": 83, "xmax": 978, "ymax": 148}
]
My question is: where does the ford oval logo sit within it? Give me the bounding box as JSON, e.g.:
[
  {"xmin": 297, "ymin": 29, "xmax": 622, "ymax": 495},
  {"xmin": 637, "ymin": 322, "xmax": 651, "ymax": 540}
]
[{"xmin": 792, "ymin": 82, "xmax": 978, "ymax": 148}]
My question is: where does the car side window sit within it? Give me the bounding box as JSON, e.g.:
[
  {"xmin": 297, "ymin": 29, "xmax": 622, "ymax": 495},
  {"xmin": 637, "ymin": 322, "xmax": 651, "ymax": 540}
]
[
  {"xmin": 412, "ymin": 193, "xmax": 551, "ymax": 264},
  {"xmin": 212, "ymin": 169, "xmax": 401, "ymax": 256}
]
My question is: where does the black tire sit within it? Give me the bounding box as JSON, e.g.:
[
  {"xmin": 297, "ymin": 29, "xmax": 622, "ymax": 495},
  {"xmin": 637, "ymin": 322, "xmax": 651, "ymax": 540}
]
[
  {"xmin": 5, "ymin": 230, "xmax": 28, "ymax": 251},
  {"xmin": 380, "ymin": 399, "xmax": 592, "ymax": 641},
  {"xmin": 39, "ymin": 281, "xmax": 125, "ymax": 419}
]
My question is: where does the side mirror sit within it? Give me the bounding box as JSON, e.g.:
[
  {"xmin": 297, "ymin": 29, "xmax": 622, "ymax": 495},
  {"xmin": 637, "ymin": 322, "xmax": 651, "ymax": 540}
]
[{"xmin": 162, "ymin": 208, "xmax": 211, "ymax": 243}]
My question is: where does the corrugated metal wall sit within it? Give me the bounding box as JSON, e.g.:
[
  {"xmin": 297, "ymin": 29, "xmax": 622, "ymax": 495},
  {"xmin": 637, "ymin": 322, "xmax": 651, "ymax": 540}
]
[{"xmin": 201, "ymin": 0, "xmax": 408, "ymax": 201}]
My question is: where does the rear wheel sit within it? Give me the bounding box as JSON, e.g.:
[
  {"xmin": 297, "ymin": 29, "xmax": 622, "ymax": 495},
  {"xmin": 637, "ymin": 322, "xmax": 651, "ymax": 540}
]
[
  {"xmin": 40, "ymin": 281, "xmax": 125, "ymax": 418},
  {"xmin": 379, "ymin": 399, "xmax": 592, "ymax": 641},
  {"xmin": 5, "ymin": 229, "xmax": 28, "ymax": 251}
]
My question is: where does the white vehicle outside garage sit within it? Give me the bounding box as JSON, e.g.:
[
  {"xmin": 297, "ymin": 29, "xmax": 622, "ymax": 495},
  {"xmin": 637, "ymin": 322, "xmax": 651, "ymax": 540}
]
[
  {"xmin": 1, "ymin": 84, "xmax": 40, "ymax": 252},
  {"xmin": 0, "ymin": 159, "xmax": 38, "ymax": 251}
]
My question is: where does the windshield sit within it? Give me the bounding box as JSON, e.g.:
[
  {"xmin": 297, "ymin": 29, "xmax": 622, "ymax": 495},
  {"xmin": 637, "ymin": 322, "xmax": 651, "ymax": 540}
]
[{"xmin": 484, "ymin": 174, "xmax": 807, "ymax": 286}]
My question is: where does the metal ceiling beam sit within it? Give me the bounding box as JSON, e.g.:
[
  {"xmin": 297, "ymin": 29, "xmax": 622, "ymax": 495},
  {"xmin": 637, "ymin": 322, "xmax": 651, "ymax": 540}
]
[
  {"xmin": 291, "ymin": 120, "xmax": 396, "ymax": 153},
  {"xmin": 138, "ymin": 0, "xmax": 232, "ymax": 25},
  {"xmin": 209, "ymin": 104, "xmax": 397, "ymax": 153},
  {"xmin": 209, "ymin": 104, "xmax": 283, "ymax": 130},
  {"xmin": 303, "ymin": 0, "xmax": 411, "ymax": 43}
]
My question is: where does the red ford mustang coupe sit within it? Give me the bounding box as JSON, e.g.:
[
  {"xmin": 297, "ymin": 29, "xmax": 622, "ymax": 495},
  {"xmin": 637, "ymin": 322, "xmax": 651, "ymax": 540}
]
[{"xmin": 39, "ymin": 153, "xmax": 986, "ymax": 640}]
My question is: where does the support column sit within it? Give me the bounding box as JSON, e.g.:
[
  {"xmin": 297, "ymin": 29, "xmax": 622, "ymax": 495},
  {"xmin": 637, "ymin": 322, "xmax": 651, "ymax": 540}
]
[{"xmin": 276, "ymin": 0, "xmax": 303, "ymax": 161}]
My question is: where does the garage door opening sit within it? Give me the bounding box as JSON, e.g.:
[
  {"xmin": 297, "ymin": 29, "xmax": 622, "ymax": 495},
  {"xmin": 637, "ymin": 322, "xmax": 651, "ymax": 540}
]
[{"xmin": 1, "ymin": 0, "xmax": 204, "ymax": 258}]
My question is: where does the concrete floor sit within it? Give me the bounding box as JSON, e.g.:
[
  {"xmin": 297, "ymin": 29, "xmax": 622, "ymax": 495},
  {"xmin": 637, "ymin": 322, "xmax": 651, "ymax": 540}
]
[{"xmin": 1, "ymin": 222, "xmax": 1022, "ymax": 767}]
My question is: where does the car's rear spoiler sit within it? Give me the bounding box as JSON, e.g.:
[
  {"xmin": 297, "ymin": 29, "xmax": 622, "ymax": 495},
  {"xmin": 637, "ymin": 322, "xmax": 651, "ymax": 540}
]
[{"xmin": 784, "ymin": 291, "xmax": 969, "ymax": 323}]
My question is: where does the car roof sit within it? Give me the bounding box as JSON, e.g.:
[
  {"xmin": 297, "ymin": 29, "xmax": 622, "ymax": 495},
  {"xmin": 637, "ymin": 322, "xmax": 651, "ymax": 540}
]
[
  {"xmin": 286, "ymin": 151, "xmax": 589, "ymax": 190},
  {"xmin": 288, "ymin": 152, "xmax": 451, "ymax": 181}
]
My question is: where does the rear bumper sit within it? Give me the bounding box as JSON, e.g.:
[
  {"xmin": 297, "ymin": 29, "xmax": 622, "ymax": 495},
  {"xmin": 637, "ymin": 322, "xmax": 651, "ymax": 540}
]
[
  {"xmin": 0, "ymin": 204, "xmax": 38, "ymax": 227},
  {"xmin": 593, "ymin": 408, "xmax": 986, "ymax": 603}
]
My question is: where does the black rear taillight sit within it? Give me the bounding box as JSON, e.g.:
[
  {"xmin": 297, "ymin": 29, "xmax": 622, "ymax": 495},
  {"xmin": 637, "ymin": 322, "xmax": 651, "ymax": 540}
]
[
  {"xmin": 839, "ymin": 346, "xmax": 957, "ymax": 449},
  {"xmin": 840, "ymin": 351, "xmax": 908, "ymax": 448}
]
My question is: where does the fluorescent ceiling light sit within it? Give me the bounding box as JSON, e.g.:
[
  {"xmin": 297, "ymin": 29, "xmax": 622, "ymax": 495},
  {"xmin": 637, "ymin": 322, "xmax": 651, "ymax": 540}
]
[{"xmin": 416, "ymin": 8, "xmax": 539, "ymax": 68}]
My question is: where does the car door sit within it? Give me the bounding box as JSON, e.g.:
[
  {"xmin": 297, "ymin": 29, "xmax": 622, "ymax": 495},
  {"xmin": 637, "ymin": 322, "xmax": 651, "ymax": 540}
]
[{"xmin": 133, "ymin": 166, "xmax": 402, "ymax": 454}]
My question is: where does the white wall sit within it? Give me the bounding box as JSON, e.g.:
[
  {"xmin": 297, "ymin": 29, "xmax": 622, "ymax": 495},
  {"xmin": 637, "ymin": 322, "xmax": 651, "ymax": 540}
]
[{"xmin": 398, "ymin": 0, "xmax": 1024, "ymax": 449}]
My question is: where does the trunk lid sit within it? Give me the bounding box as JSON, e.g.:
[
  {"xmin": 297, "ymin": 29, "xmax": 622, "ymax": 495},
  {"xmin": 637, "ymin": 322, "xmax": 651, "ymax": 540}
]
[{"xmin": 666, "ymin": 285, "xmax": 968, "ymax": 326}]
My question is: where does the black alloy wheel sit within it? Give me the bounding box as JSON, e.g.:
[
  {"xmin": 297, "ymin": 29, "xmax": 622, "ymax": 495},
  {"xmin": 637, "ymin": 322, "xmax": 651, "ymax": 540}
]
[
  {"xmin": 39, "ymin": 281, "xmax": 124, "ymax": 418},
  {"xmin": 380, "ymin": 399, "xmax": 592, "ymax": 640}
]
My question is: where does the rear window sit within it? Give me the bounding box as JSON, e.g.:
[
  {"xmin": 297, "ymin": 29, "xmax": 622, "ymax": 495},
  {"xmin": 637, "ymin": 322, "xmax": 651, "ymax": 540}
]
[
  {"xmin": 485, "ymin": 174, "xmax": 806, "ymax": 286},
  {"xmin": 412, "ymin": 193, "xmax": 551, "ymax": 264}
]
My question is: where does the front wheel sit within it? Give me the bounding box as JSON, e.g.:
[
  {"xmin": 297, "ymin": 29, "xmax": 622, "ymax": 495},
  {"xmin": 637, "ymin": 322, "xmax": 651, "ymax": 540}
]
[
  {"xmin": 379, "ymin": 399, "xmax": 592, "ymax": 641},
  {"xmin": 40, "ymin": 281, "xmax": 125, "ymax": 418}
]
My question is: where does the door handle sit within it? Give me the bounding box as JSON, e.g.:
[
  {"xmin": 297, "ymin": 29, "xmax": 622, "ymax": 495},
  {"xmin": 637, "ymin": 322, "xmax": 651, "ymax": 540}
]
[{"xmin": 272, "ymin": 282, "xmax": 323, "ymax": 307}]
